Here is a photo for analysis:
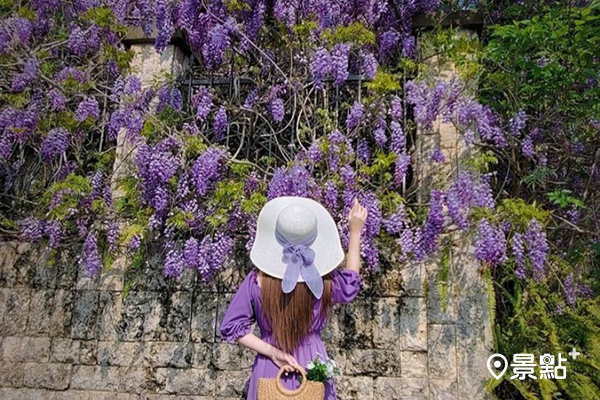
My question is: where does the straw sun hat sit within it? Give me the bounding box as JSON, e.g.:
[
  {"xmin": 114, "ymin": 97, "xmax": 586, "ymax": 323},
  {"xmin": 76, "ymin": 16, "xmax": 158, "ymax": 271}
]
[{"xmin": 249, "ymin": 196, "xmax": 345, "ymax": 300}]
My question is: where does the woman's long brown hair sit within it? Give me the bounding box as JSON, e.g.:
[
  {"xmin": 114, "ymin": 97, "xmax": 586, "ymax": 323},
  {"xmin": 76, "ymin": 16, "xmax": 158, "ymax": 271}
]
[{"xmin": 259, "ymin": 271, "xmax": 333, "ymax": 354}]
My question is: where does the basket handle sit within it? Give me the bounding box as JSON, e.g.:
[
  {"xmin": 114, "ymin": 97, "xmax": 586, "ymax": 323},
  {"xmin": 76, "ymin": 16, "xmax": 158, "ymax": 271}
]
[{"xmin": 275, "ymin": 366, "xmax": 307, "ymax": 396}]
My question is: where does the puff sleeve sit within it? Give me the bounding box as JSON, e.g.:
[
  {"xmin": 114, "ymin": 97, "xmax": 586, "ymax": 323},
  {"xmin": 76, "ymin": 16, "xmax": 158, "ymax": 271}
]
[
  {"xmin": 331, "ymin": 269, "xmax": 362, "ymax": 304},
  {"xmin": 219, "ymin": 270, "xmax": 257, "ymax": 343}
]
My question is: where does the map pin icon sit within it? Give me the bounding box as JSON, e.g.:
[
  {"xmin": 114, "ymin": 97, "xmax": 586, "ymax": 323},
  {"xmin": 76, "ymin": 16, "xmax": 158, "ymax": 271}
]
[{"xmin": 487, "ymin": 354, "xmax": 508, "ymax": 380}]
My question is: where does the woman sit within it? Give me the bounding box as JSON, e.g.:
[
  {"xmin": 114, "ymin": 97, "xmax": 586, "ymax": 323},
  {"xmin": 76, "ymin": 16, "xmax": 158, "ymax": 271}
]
[{"xmin": 219, "ymin": 195, "xmax": 368, "ymax": 400}]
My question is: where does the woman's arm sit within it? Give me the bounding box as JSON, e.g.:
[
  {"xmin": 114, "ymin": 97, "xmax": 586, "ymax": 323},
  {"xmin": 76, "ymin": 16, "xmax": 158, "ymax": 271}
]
[
  {"xmin": 237, "ymin": 333, "xmax": 304, "ymax": 373},
  {"xmin": 346, "ymin": 198, "xmax": 368, "ymax": 273}
]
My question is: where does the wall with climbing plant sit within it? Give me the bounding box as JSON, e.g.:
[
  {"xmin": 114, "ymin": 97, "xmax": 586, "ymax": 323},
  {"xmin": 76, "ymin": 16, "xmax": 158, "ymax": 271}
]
[{"xmin": 0, "ymin": 0, "xmax": 599, "ymax": 399}]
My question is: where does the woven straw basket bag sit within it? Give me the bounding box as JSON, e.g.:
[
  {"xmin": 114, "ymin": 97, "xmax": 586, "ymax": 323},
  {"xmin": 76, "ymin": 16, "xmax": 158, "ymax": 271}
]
[{"xmin": 257, "ymin": 367, "xmax": 325, "ymax": 400}]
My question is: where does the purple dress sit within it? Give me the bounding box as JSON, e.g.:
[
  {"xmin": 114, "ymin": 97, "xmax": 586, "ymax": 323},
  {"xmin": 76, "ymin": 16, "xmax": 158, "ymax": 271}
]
[{"xmin": 219, "ymin": 268, "xmax": 362, "ymax": 400}]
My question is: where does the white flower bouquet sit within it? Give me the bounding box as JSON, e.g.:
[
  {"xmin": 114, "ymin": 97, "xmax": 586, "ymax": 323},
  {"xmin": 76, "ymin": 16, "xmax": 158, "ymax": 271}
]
[{"xmin": 305, "ymin": 353, "xmax": 342, "ymax": 383}]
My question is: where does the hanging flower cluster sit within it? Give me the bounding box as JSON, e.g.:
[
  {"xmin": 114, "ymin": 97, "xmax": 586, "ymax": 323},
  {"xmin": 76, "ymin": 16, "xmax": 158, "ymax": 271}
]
[{"xmin": 0, "ymin": 0, "xmax": 591, "ymax": 312}]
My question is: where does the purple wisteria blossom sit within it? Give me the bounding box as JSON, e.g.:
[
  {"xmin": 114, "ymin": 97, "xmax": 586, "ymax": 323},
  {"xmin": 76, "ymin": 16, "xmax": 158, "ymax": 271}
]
[
  {"xmin": 213, "ymin": 106, "xmax": 228, "ymax": 139},
  {"xmin": 431, "ymin": 148, "xmax": 445, "ymax": 163},
  {"xmin": 164, "ymin": 248, "xmax": 185, "ymax": 278},
  {"xmin": 194, "ymin": 87, "xmax": 213, "ymax": 121},
  {"xmin": 402, "ymin": 36, "xmax": 416, "ymax": 58},
  {"xmin": 357, "ymin": 138, "xmax": 370, "ymax": 163},
  {"xmin": 68, "ymin": 26, "xmax": 87, "ymax": 56},
  {"xmin": 394, "ymin": 152, "xmax": 411, "ymax": 186},
  {"xmin": 11, "ymin": 58, "xmax": 39, "ymax": 92},
  {"xmin": 243, "ymin": 88, "xmax": 259, "ymax": 110},
  {"xmin": 360, "ymin": 49, "xmax": 378, "ymax": 79},
  {"xmin": 49, "ymin": 89, "xmax": 66, "ymax": 110},
  {"xmin": 512, "ymin": 232, "xmax": 526, "ymax": 279},
  {"xmin": 82, "ymin": 231, "xmax": 102, "ymax": 277},
  {"xmin": 191, "ymin": 147, "xmax": 227, "ymax": 196},
  {"xmin": 269, "ymin": 98, "xmax": 285, "ymax": 123},
  {"xmin": 41, "ymin": 128, "xmax": 70, "ymax": 161},
  {"xmin": 19, "ymin": 217, "xmax": 44, "ymax": 241},
  {"xmin": 383, "ymin": 204, "xmax": 406, "ymax": 234},
  {"xmin": 509, "ymin": 110, "xmax": 527, "ymax": 137},
  {"xmin": 75, "ymin": 97, "xmax": 100, "ymax": 122},
  {"xmin": 390, "ymin": 95, "xmax": 403, "ymax": 121},
  {"xmin": 525, "ymin": 219, "xmax": 548, "ymax": 282},
  {"xmin": 311, "ymin": 47, "xmax": 331, "ymax": 90},
  {"xmin": 474, "ymin": 219, "xmax": 508, "ymax": 267},
  {"xmin": 422, "ymin": 190, "xmax": 444, "ymax": 255},
  {"xmin": 331, "ymin": 43, "xmax": 351, "ymax": 87},
  {"xmin": 346, "ymin": 101, "xmax": 365, "ymax": 130}
]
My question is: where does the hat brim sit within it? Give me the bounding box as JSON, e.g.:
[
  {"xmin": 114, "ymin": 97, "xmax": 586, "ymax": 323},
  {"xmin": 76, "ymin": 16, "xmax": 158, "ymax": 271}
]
[{"xmin": 250, "ymin": 196, "xmax": 345, "ymax": 281}]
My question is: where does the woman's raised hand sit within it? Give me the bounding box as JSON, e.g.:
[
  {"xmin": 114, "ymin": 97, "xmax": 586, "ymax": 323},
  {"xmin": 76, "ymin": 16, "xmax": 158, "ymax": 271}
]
[
  {"xmin": 348, "ymin": 198, "xmax": 368, "ymax": 235},
  {"xmin": 271, "ymin": 347, "xmax": 306, "ymax": 375}
]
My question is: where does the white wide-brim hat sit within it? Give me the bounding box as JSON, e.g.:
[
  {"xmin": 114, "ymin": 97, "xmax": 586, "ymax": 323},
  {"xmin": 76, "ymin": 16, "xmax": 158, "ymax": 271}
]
[{"xmin": 250, "ymin": 196, "xmax": 345, "ymax": 282}]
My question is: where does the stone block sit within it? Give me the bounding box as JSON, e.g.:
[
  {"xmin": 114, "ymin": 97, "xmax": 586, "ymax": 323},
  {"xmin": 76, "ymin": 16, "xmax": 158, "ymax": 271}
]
[
  {"xmin": 97, "ymin": 291, "xmax": 123, "ymax": 341},
  {"xmin": 341, "ymin": 349, "xmax": 401, "ymax": 377},
  {"xmin": 23, "ymin": 362, "xmax": 71, "ymax": 390},
  {"xmin": 50, "ymin": 338, "xmax": 80, "ymax": 363},
  {"xmin": 336, "ymin": 376, "xmax": 374, "ymax": 400},
  {"xmin": 373, "ymin": 297, "xmax": 401, "ymax": 349},
  {"xmin": 139, "ymin": 395, "xmax": 212, "ymax": 400},
  {"xmin": 71, "ymin": 365, "xmax": 120, "ymax": 391},
  {"xmin": 400, "ymin": 351, "xmax": 428, "ymax": 378},
  {"xmin": 97, "ymin": 341, "xmax": 145, "ymax": 366},
  {"xmin": 0, "ymin": 361, "xmax": 24, "ymax": 387},
  {"xmin": 342, "ymin": 299, "xmax": 374, "ymax": 349},
  {"xmin": 80, "ymin": 340, "xmax": 98, "ymax": 364},
  {"xmin": 2, "ymin": 336, "xmax": 50, "ymax": 363},
  {"xmin": 430, "ymin": 379, "xmax": 458, "ymax": 400},
  {"xmin": 214, "ymin": 370, "xmax": 249, "ymax": 397},
  {"xmin": 1, "ymin": 244, "xmax": 34, "ymax": 288},
  {"xmin": 0, "ymin": 243, "xmax": 19, "ymax": 286},
  {"xmin": 399, "ymin": 298, "xmax": 427, "ymax": 351},
  {"xmin": 50, "ymin": 289, "xmax": 75, "ymax": 337},
  {"xmin": 55, "ymin": 250, "xmax": 79, "ymax": 290},
  {"xmin": 425, "ymin": 256, "xmax": 456, "ymax": 324},
  {"xmin": 428, "ymin": 324, "xmax": 456, "ymax": 380},
  {"xmin": 26, "ymin": 289, "xmax": 54, "ymax": 336},
  {"xmin": 155, "ymin": 368, "xmax": 216, "ymax": 396},
  {"xmin": 143, "ymin": 291, "xmax": 192, "ymax": 342},
  {"xmin": 86, "ymin": 392, "xmax": 142, "ymax": 400},
  {"xmin": 145, "ymin": 341, "xmax": 193, "ymax": 368},
  {"xmin": 71, "ymin": 290, "xmax": 99, "ymax": 339},
  {"xmin": 47, "ymin": 391, "xmax": 91, "ymax": 400},
  {"xmin": 119, "ymin": 366, "xmax": 156, "ymax": 393},
  {"xmin": 374, "ymin": 377, "xmax": 429, "ymax": 400},
  {"xmin": 191, "ymin": 292, "xmax": 218, "ymax": 343},
  {"xmin": 0, "ymin": 387, "xmax": 47, "ymax": 400},
  {"xmin": 2, "ymin": 289, "xmax": 31, "ymax": 336},
  {"xmin": 320, "ymin": 305, "xmax": 345, "ymax": 348},
  {"xmin": 116, "ymin": 291, "xmax": 148, "ymax": 341},
  {"xmin": 76, "ymin": 261, "xmax": 101, "ymax": 290},
  {"xmin": 0, "ymin": 290, "xmax": 6, "ymax": 337},
  {"xmin": 367, "ymin": 257, "xmax": 404, "ymax": 297},
  {"xmin": 193, "ymin": 343, "xmax": 213, "ymax": 367},
  {"xmin": 212, "ymin": 343, "xmax": 255, "ymax": 371},
  {"xmin": 32, "ymin": 249, "xmax": 58, "ymax": 289},
  {"xmin": 98, "ymin": 257, "xmax": 124, "ymax": 291},
  {"xmin": 214, "ymin": 293, "xmax": 233, "ymax": 343},
  {"xmin": 400, "ymin": 262, "xmax": 425, "ymax": 297}
]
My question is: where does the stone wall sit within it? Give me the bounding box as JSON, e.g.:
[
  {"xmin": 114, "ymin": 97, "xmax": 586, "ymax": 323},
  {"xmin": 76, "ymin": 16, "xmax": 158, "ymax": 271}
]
[
  {"xmin": 0, "ymin": 235, "xmax": 491, "ymax": 400},
  {"xmin": 0, "ymin": 27, "xmax": 493, "ymax": 400}
]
